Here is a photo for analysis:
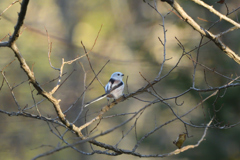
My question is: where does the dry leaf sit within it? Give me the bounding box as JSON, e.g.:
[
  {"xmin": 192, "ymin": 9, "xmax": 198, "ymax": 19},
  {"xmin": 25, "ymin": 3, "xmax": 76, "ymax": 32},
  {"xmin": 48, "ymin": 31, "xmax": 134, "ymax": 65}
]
[{"xmin": 173, "ymin": 133, "xmax": 187, "ymax": 149}]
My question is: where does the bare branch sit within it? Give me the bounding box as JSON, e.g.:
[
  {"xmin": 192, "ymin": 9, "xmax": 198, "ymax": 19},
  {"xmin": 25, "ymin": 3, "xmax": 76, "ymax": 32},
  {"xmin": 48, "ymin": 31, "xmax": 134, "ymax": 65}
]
[
  {"xmin": 191, "ymin": 0, "xmax": 240, "ymax": 28},
  {"xmin": 45, "ymin": 27, "xmax": 60, "ymax": 71},
  {"xmin": 164, "ymin": 0, "xmax": 240, "ymax": 64},
  {"xmin": 0, "ymin": 0, "xmax": 20, "ymax": 18}
]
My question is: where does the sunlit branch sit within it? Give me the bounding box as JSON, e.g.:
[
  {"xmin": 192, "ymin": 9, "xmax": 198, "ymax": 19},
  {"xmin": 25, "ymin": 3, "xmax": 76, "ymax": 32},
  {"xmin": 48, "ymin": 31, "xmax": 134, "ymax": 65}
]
[
  {"xmin": 163, "ymin": 0, "xmax": 240, "ymax": 64},
  {"xmin": 191, "ymin": 0, "xmax": 240, "ymax": 28}
]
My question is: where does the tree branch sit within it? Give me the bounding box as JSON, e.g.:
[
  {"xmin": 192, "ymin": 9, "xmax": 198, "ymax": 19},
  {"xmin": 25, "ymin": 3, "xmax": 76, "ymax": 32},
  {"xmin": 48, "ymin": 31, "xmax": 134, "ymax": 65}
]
[{"xmin": 163, "ymin": 0, "xmax": 240, "ymax": 64}]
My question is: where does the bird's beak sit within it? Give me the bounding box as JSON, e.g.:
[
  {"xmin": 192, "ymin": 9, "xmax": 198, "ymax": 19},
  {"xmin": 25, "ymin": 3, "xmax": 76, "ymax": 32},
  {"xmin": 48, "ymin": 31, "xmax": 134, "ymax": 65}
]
[{"xmin": 122, "ymin": 74, "xmax": 124, "ymax": 76}]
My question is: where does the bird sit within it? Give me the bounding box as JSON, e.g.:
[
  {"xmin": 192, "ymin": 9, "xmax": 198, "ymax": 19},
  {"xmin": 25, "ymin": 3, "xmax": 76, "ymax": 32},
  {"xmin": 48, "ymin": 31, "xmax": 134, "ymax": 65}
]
[{"xmin": 84, "ymin": 72, "xmax": 124, "ymax": 107}]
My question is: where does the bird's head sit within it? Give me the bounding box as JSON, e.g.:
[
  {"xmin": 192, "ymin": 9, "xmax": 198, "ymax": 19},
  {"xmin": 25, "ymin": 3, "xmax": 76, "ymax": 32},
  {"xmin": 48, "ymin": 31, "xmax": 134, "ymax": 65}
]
[{"xmin": 111, "ymin": 72, "xmax": 124, "ymax": 80}]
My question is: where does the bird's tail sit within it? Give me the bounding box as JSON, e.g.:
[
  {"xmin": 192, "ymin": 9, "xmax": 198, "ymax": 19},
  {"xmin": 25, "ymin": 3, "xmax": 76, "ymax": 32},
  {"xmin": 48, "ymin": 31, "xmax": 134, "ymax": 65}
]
[{"xmin": 84, "ymin": 93, "xmax": 108, "ymax": 108}]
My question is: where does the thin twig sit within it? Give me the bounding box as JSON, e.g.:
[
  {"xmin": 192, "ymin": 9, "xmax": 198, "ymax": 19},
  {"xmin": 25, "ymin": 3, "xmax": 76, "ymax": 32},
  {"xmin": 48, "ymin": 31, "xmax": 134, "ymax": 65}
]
[
  {"xmin": 0, "ymin": 0, "xmax": 20, "ymax": 17},
  {"xmin": 45, "ymin": 27, "xmax": 60, "ymax": 71}
]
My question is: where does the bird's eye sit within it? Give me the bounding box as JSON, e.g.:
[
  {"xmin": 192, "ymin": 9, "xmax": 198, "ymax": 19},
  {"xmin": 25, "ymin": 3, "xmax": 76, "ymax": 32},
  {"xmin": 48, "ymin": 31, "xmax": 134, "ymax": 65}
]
[{"xmin": 118, "ymin": 74, "xmax": 120, "ymax": 76}]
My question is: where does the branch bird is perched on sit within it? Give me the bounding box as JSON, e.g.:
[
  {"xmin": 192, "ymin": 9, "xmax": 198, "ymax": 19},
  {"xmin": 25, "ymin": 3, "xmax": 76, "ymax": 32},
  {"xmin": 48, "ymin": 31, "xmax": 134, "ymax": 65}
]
[{"xmin": 84, "ymin": 72, "xmax": 124, "ymax": 107}]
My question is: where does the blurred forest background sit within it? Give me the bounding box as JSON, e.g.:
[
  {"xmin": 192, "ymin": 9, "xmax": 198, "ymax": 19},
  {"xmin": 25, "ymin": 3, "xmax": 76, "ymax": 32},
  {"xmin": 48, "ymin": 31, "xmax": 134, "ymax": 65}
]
[{"xmin": 0, "ymin": 0, "xmax": 240, "ymax": 160}]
